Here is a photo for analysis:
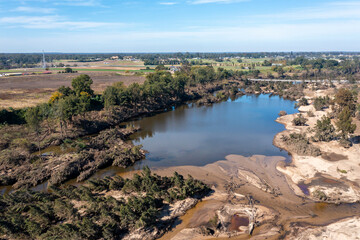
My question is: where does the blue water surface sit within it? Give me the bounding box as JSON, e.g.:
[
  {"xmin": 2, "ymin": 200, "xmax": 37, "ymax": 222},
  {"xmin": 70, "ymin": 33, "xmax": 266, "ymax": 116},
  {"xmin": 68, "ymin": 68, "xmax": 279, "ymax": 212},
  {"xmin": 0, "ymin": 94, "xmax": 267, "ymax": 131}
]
[{"xmin": 126, "ymin": 94, "xmax": 298, "ymax": 167}]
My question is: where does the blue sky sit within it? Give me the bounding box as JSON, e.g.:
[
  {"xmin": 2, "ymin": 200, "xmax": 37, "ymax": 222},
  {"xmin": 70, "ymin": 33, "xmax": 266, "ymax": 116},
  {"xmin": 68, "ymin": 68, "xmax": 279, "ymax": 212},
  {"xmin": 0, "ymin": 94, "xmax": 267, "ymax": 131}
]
[{"xmin": 0, "ymin": 0, "xmax": 360, "ymax": 52}]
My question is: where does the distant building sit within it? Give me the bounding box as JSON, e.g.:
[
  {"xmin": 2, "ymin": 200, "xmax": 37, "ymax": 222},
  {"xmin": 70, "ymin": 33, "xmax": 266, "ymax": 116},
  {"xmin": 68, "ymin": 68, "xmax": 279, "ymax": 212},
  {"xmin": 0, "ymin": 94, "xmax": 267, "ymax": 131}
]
[
  {"xmin": 123, "ymin": 56, "xmax": 134, "ymax": 61},
  {"xmin": 272, "ymin": 63, "xmax": 283, "ymax": 66},
  {"xmin": 110, "ymin": 56, "xmax": 119, "ymax": 60},
  {"xmin": 169, "ymin": 66, "xmax": 180, "ymax": 73},
  {"xmin": 4, "ymin": 73, "xmax": 22, "ymax": 76}
]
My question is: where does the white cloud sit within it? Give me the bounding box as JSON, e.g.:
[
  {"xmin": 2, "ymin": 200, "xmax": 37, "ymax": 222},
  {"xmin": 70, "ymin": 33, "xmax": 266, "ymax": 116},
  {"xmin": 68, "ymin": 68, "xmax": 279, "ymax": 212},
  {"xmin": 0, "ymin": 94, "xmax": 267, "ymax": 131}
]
[
  {"xmin": 12, "ymin": 6, "xmax": 55, "ymax": 14},
  {"xmin": 3, "ymin": 19, "xmax": 359, "ymax": 52},
  {"xmin": 1, "ymin": 0, "xmax": 360, "ymax": 52},
  {"xmin": 159, "ymin": 2, "xmax": 178, "ymax": 5},
  {"xmin": 0, "ymin": 16, "xmax": 127, "ymax": 29},
  {"xmin": 189, "ymin": 0, "xmax": 248, "ymax": 4},
  {"xmin": 54, "ymin": 0, "xmax": 101, "ymax": 7}
]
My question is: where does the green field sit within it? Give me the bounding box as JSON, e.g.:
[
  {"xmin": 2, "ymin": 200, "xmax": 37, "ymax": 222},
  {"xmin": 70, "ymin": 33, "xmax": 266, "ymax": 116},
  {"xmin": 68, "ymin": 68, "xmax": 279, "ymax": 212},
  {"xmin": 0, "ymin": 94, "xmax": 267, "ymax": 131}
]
[
  {"xmin": 0, "ymin": 69, "xmax": 24, "ymax": 73},
  {"xmin": 50, "ymin": 68, "xmax": 155, "ymax": 73}
]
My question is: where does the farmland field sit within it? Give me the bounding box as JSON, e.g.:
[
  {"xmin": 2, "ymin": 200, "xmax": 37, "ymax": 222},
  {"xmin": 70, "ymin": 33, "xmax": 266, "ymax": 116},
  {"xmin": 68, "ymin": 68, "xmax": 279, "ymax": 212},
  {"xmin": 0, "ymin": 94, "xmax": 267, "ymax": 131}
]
[
  {"xmin": 0, "ymin": 72, "xmax": 145, "ymax": 109},
  {"xmin": 50, "ymin": 68, "xmax": 154, "ymax": 73}
]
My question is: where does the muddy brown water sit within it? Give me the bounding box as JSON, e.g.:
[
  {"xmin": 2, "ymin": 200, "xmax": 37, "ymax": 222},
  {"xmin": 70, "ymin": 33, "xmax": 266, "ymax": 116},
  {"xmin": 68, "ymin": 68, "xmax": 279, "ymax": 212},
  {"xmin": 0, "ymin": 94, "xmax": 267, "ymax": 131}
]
[
  {"xmin": 298, "ymin": 182, "xmax": 310, "ymax": 196},
  {"xmin": 158, "ymin": 154, "xmax": 360, "ymax": 239},
  {"xmin": 228, "ymin": 215, "xmax": 249, "ymax": 232}
]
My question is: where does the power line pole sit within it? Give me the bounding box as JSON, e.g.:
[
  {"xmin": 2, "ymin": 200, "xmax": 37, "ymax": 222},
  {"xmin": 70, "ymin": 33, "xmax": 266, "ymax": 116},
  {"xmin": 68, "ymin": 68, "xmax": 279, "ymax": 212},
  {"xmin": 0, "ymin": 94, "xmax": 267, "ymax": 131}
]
[{"xmin": 42, "ymin": 50, "xmax": 46, "ymax": 69}]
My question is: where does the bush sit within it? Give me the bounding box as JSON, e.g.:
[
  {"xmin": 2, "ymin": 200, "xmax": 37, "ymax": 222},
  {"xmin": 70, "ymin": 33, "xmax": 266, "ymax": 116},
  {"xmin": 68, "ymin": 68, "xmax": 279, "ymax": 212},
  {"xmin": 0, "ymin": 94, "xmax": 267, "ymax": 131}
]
[
  {"xmin": 281, "ymin": 133, "xmax": 321, "ymax": 156},
  {"xmin": 307, "ymin": 111, "xmax": 315, "ymax": 117},
  {"xmin": 335, "ymin": 88, "xmax": 357, "ymax": 115},
  {"xmin": 292, "ymin": 114, "xmax": 308, "ymax": 126},
  {"xmin": 0, "ymin": 108, "xmax": 27, "ymax": 125},
  {"xmin": 313, "ymin": 96, "xmax": 330, "ymax": 111},
  {"xmin": 313, "ymin": 116, "xmax": 336, "ymax": 142},
  {"xmin": 64, "ymin": 67, "xmax": 73, "ymax": 73},
  {"xmin": 313, "ymin": 189, "xmax": 327, "ymax": 201},
  {"xmin": 296, "ymin": 97, "xmax": 309, "ymax": 107},
  {"xmin": 215, "ymin": 91, "xmax": 227, "ymax": 100},
  {"xmin": 278, "ymin": 111, "xmax": 287, "ymax": 117},
  {"xmin": 339, "ymin": 138, "xmax": 352, "ymax": 148},
  {"xmin": 336, "ymin": 107, "xmax": 356, "ymax": 140}
]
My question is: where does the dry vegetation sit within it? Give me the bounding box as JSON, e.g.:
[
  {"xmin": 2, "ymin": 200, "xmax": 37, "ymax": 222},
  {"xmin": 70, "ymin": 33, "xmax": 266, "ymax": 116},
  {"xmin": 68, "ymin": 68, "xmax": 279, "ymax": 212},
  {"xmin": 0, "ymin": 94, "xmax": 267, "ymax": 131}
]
[{"xmin": 0, "ymin": 72, "xmax": 145, "ymax": 108}]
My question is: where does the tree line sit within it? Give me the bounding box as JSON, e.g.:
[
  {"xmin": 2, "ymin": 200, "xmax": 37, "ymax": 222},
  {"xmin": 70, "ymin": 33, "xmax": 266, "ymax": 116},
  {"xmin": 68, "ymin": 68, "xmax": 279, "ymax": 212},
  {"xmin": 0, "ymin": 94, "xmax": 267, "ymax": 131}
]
[
  {"xmin": 2, "ymin": 52, "xmax": 360, "ymax": 69},
  {"xmin": 0, "ymin": 66, "xmax": 236, "ymax": 135}
]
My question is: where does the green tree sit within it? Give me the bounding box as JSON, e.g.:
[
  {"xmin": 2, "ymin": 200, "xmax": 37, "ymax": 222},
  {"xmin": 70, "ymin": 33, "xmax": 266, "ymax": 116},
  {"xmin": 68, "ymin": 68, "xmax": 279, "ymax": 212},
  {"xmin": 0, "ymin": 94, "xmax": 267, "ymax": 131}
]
[
  {"xmin": 297, "ymin": 97, "xmax": 309, "ymax": 107},
  {"xmin": 335, "ymin": 88, "xmax": 357, "ymax": 115},
  {"xmin": 336, "ymin": 106, "xmax": 356, "ymax": 140},
  {"xmin": 103, "ymin": 86, "xmax": 118, "ymax": 109},
  {"xmin": 64, "ymin": 67, "xmax": 73, "ymax": 73},
  {"xmin": 155, "ymin": 64, "xmax": 167, "ymax": 71},
  {"xmin": 58, "ymin": 86, "xmax": 74, "ymax": 96},
  {"xmin": 54, "ymin": 95, "xmax": 90, "ymax": 135},
  {"xmin": 190, "ymin": 66, "xmax": 216, "ymax": 84},
  {"xmin": 172, "ymin": 72, "xmax": 188, "ymax": 98},
  {"xmin": 292, "ymin": 114, "xmax": 307, "ymax": 126},
  {"xmin": 77, "ymin": 93, "xmax": 92, "ymax": 114},
  {"xmin": 127, "ymin": 83, "xmax": 143, "ymax": 107},
  {"xmin": 262, "ymin": 60, "xmax": 272, "ymax": 66},
  {"xmin": 25, "ymin": 107, "xmax": 42, "ymax": 154},
  {"xmin": 313, "ymin": 96, "xmax": 330, "ymax": 111},
  {"xmin": 71, "ymin": 74, "xmax": 94, "ymax": 96},
  {"xmin": 314, "ymin": 116, "xmax": 336, "ymax": 142}
]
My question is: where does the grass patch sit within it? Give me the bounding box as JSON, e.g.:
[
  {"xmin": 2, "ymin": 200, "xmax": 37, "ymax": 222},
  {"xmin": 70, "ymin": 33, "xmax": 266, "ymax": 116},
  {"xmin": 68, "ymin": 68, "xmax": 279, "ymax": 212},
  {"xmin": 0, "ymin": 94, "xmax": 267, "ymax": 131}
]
[
  {"xmin": 0, "ymin": 69, "xmax": 24, "ymax": 73},
  {"xmin": 337, "ymin": 168, "xmax": 348, "ymax": 174}
]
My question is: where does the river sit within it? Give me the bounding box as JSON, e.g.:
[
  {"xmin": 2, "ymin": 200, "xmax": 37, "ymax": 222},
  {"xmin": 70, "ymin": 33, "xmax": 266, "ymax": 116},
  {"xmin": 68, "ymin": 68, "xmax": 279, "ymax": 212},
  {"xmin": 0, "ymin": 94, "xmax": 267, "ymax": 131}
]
[
  {"xmin": 124, "ymin": 93, "xmax": 297, "ymax": 168},
  {"xmin": 1, "ymin": 93, "xmax": 297, "ymax": 193}
]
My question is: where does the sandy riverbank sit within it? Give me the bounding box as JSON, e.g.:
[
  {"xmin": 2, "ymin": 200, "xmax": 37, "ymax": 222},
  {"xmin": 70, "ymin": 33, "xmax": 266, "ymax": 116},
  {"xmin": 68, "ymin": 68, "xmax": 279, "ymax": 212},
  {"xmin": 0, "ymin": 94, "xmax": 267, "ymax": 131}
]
[
  {"xmin": 139, "ymin": 154, "xmax": 360, "ymax": 239},
  {"xmin": 274, "ymin": 88, "xmax": 360, "ymax": 203},
  {"xmin": 115, "ymin": 85, "xmax": 360, "ymax": 239}
]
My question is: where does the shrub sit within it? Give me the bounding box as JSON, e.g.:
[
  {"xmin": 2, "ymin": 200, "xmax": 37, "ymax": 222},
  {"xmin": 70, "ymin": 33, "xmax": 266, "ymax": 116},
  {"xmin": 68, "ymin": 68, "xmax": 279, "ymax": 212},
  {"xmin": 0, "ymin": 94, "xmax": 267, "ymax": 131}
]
[
  {"xmin": 215, "ymin": 91, "xmax": 227, "ymax": 100},
  {"xmin": 49, "ymin": 91, "xmax": 63, "ymax": 104},
  {"xmin": 278, "ymin": 111, "xmax": 287, "ymax": 117},
  {"xmin": 292, "ymin": 114, "xmax": 308, "ymax": 126},
  {"xmin": 335, "ymin": 88, "xmax": 357, "ymax": 115},
  {"xmin": 313, "ymin": 96, "xmax": 330, "ymax": 111},
  {"xmin": 336, "ymin": 107, "xmax": 356, "ymax": 140},
  {"xmin": 296, "ymin": 97, "xmax": 309, "ymax": 107},
  {"xmin": 0, "ymin": 108, "xmax": 27, "ymax": 125},
  {"xmin": 314, "ymin": 116, "xmax": 336, "ymax": 142},
  {"xmin": 307, "ymin": 111, "xmax": 315, "ymax": 117},
  {"xmin": 339, "ymin": 138, "xmax": 352, "ymax": 148},
  {"xmin": 281, "ymin": 133, "xmax": 321, "ymax": 156},
  {"xmin": 337, "ymin": 168, "xmax": 347, "ymax": 174},
  {"xmin": 313, "ymin": 189, "xmax": 327, "ymax": 201}
]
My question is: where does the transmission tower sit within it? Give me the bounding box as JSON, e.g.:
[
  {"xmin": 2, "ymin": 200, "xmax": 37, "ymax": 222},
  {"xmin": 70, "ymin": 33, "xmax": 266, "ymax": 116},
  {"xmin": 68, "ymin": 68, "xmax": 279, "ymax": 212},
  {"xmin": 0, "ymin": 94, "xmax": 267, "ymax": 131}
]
[{"xmin": 42, "ymin": 50, "xmax": 46, "ymax": 69}]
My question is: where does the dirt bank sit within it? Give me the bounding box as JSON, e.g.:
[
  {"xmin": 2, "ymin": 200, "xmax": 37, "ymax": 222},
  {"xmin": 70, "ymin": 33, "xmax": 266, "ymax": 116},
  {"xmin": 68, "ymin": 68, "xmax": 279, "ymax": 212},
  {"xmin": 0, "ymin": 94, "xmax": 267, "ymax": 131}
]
[
  {"xmin": 0, "ymin": 81, "xmax": 227, "ymax": 190},
  {"xmin": 286, "ymin": 216, "xmax": 360, "ymax": 240},
  {"xmin": 148, "ymin": 154, "xmax": 360, "ymax": 239},
  {"xmin": 274, "ymin": 87, "xmax": 360, "ymax": 203},
  {"xmin": 0, "ymin": 127, "xmax": 146, "ymax": 189}
]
